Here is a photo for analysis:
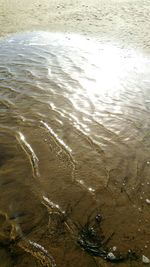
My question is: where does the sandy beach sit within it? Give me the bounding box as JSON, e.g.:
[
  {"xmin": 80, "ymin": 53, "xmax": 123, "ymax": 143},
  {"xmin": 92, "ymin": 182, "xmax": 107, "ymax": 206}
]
[{"xmin": 0, "ymin": 0, "xmax": 150, "ymax": 51}]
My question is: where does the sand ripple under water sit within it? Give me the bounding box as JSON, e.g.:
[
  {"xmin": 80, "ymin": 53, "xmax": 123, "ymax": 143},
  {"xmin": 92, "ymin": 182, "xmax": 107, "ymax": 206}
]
[{"xmin": 0, "ymin": 32, "xmax": 150, "ymax": 266}]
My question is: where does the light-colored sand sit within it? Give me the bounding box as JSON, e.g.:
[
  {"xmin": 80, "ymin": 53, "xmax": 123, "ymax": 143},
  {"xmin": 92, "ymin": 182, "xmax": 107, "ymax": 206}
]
[{"xmin": 0, "ymin": 0, "xmax": 150, "ymax": 50}]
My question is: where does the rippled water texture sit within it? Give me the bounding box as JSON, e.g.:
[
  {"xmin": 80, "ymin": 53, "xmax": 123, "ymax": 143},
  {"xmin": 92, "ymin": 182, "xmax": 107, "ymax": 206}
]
[{"xmin": 0, "ymin": 32, "xmax": 150, "ymax": 266}]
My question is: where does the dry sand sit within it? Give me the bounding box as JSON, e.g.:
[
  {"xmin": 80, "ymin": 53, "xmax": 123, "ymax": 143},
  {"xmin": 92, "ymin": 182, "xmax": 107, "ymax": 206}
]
[{"xmin": 0, "ymin": 0, "xmax": 150, "ymax": 51}]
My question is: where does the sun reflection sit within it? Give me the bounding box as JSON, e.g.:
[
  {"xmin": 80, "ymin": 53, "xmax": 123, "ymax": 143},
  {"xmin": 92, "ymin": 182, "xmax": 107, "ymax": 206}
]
[
  {"xmin": 77, "ymin": 179, "xmax": 95, "ymax": 194},
  {"xmin": 76, "ymin": 44, "xmax": 125, "ymax": 101},
  {"xmin": 21, "ymin": 31, "xmax": 148, "ymax": 110},
  {"xmin": 17, "ymin": 132, "xmax": 40, "ymax": 178},
  {"xmin": 43, "ymin": 196, "xmax": 60, "ymax": 210}
]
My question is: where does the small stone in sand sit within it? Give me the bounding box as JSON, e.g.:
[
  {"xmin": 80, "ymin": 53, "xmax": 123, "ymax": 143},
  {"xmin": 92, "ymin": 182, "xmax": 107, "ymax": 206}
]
[
  {"xmin": 142, "ymin": 255, "xmax": 150, "ymax": 264},
  {"xmin": 145, "ymin": 199, "xmax": 150, "ymax": 204},
  {"xmin": 107, "ymin": 252, "xmax": 116, "ymax": 260}
]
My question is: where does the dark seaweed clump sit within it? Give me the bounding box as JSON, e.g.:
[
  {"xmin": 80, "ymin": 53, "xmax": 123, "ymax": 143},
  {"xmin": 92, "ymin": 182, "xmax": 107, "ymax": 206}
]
[{"xmin": 77, "ymin": 213, "xmax": 139, "ymax": 263}]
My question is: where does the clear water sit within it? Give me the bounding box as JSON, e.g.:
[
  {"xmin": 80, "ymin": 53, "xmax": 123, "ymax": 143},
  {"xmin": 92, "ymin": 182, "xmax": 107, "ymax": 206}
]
[{"xmin": 0, "ymin": 31, "xmax": 150, "ymax": 267}]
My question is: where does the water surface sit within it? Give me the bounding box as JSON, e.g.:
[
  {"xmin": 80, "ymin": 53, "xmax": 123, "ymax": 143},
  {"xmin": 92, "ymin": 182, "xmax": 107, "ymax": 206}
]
[{"xmin": 0, "ymin": 32, "xmax": 150, "ymax": 266}]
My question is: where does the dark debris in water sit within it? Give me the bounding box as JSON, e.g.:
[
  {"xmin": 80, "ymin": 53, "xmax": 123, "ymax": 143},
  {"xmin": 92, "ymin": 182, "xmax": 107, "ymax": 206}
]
[
  {"xmin": 77, "ymin": 213, "xmax": 139, "ymax": 263},
  {"xmin": 0, "ymin": 206, "xmax": 141, "ymax": 267}
]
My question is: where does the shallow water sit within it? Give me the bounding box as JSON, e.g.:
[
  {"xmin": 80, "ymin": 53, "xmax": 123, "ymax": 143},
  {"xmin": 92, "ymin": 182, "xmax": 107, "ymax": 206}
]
[{"xmin": 0, "ymin": 31, "xmax": 150, "ymax": 266}]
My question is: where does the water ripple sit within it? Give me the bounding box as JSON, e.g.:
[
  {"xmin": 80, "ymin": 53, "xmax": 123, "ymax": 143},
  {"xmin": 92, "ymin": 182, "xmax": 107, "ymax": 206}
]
[
  {"xmin": 17, "ymin": 132, "xmax": 40, "ymax": 179},
  {"xmin": 0, "ymin": 32, "xmax": 150, "ymax": 266}
]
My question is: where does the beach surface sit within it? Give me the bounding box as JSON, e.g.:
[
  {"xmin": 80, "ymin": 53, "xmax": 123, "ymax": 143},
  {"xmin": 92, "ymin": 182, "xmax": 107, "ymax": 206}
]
[
  {"xmin": 0, "ymin": 1, "xmax": 150, "ymax": 267},
  {"xmin": 0, "ymin": 0, "xmax": 150, "ymax": 50}
]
